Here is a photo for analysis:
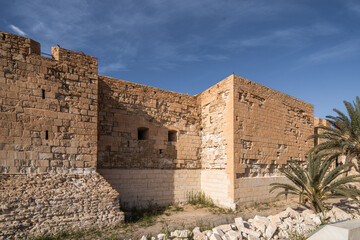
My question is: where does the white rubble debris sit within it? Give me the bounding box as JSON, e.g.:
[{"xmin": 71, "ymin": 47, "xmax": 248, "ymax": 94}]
[{"xmin": 138, "ymin": 203, "xmax": 360, "ymax": 240}]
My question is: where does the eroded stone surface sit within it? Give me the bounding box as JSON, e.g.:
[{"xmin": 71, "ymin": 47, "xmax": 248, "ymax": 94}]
[
  {"xmin": 0, "ymin": 173, "xmax": 124, "ymax": 239},
  {"xmin": 0, "ymin": 31, "xmax": 323, "ymax": 238}
]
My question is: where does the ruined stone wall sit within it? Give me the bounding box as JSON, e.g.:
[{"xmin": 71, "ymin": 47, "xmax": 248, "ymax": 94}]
[
  {"xmin": 0, "ymin": 30, "xmax": 320, "ymax": 223},
  {"xmin": 98, "ymin": 76, "xmax": 201, "ymax": 169},
  {"xmin": 0, "ymin": 31, "xmax": 98, "ymax": 174},
  {"xmin": 0, "ymin": 32, "xmax": 124, "ymax": 239},
  {"xmin": 197, "ymin": 76, "xmax": 234, "ymax": 170},
  {"xmin": 233, "ymin": 75, "xmax": 314, "ymax": 203},
  {"xmin": 0, "ymin": 172, "xmax": 124, "ymax": 239},
  {"xmin": 197, "ymin": 75, "xmax": 235, "ymax": 207},
  {"xmin": 314, "ymin": 117, "xmax": 331, "ymax": 146}
]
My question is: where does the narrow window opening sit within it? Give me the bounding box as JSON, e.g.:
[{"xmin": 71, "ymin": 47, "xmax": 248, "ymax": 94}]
[
  {"xmin": 45, "ymin": 130, "xmax": 49, "ymax": 140},
  {"xmin": 159, "ymin": 149, "xmax": 163, "ymax": 154},
  {"xmin": 2, "ymin": 34, "xmax": 6, "ymax": 41},
  {"xmin": 42, "ymin": 89, "xmax": 46, "ymax": 99},
  {"xmin": 125, "ymin": 84, "xmax": 128, "ymax": 88},
  {"xmin": 127, "ymin": 141, "xmax": 130, "ymax": 147},
  {"xmin": 154, "ymin": 91, "xmax": 156, "ymax": 94},
  {"xmin": 67, "ymin": 52, "xmax": 71, "ymax": 57},
  {"xmin": 137, "ymin": 127, "xmax": 149, "ymax": 140},
  {"xmin": 168, "ymin": 130, "xmax": 177, "ymax": 142}
]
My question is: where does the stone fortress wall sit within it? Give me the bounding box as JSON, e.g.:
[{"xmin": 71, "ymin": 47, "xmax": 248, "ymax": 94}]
[
  {"xmin": 232, "ymin": 75, "xmax": 314, "ymax": 204},
  {"xmin": 0, "ymin": 31, "xmax": 123, "ymax": 239},
  {"xmin": 0, "ymin": 31, "xmax": 321, "ymax": 238}
]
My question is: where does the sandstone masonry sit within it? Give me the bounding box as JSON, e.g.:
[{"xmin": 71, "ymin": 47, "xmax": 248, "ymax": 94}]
[
  {"xmin": 0, "ymin": 31, "xmax": 123, "ymax": 239},
  {"xmin": 0, "ymin": 31, "xmax": 323, "ymax": 238}
]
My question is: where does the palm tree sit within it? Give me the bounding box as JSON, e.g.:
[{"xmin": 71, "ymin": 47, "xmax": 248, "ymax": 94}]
[
  {"xmin": 310, "ymin": 96, "xmax": 360, "ymax": 161},
  {"xmin": 270, "ymin": 154, "xmax": 360, "ymax": 213}
]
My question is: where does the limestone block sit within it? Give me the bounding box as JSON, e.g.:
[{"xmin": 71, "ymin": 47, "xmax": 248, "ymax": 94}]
[
  {"xmin": 210, "ymin": 233, "xmax": 223, "ymax": 240},
  {"xmin": 265, "ymin": 222, "xmax": 277, "ymax": 239},
  {"xmin": 224, "ymin": 230, "xmax": 242, "ymax": 240},
  {"xmin": 267, "ymin": 214, "xmax": 282, "ymax": 224},
  {"xmin": 328, "ymin": 206, "xmax": 352, "ymax": 221},
  {"xmin": 212, "ymin": 227, "xmax": 225, "ymax": 237},
  {"xmin": 235, "ymin": 217, "xmax": 244, "ymax": 229},
  {"xmin": 308, "ymin": 219, "xmax": 360, "ymax": 240},
  {"xmin": 238, "ymin": 226, "xmax": 261, "ymax": 238}
]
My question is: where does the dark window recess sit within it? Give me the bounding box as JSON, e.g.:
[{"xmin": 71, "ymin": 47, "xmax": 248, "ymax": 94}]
[
  {"xmin": 45, "ymin": 130, "xmax": 49, "ymax": 140},
  {"xmin": 138, "ymin": 127, "xmax": 149, "ymax": 140},
  {"xmin": 67, "ymin": 52, "xmax": 71, "ymax": 57},
  {"xmin": 159, "ymin": 149, "xmax": 163, "ymax": 154},
  {"xmin": 127, "ymin": 141, "xmax": 130, "ymax": 147},
  {"xmin": 42, "ymin": 89, "xmax": 45, "ymax": 99},
  {"xmin": 125, "ymin": 84, "xmax": 128, "ymax": 88},
  {"xmin": 2, "ymin": 34, "xmax": 6, "ymax": 41},
  {"xmin": 168, "ymin": 130, "xmax": 177, "ymax": 142}
]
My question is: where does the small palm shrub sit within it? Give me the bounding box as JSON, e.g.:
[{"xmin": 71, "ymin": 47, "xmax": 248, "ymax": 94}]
[{"xmin": 270, "ymin": 154, "xmax": 360, "ymax": 213}]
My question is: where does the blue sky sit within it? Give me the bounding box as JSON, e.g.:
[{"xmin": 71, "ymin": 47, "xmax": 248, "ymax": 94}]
[{"xmin": 1, "ymin": 0, "xmax": 360, "ymax": 119}]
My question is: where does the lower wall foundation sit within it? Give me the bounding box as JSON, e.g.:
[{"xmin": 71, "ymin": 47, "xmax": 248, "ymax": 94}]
[
  {"xmin": 235, "ymin": 176, "xmax": 291, "ymax": 205},
  {"xmin": 98, "ymin": 169, "xmax": 201, "ymax": 208},
  {"xmin": 201, "ymin": 169, "xmax": 235, "ymax": 209},
  {"xmin": 99, "ymin": 169, "xmax": 290, "ymax": 210},
  {"xmin": 0, "ymin": 173, "xmax": 124, "ymax": 239}
]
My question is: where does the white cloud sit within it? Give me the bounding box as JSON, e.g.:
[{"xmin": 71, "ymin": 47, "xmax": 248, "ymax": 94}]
[
  {"xmin": 346, "ymin": 0, "xmax": 360, "ymax": 14},
  {"xmin": 299, "ymin": 40, "xmax": 360, "ymax": 65},
  {"xmin": 99, "ymin": 61, "xmax": 128, "ymax": 74},
  {"xmin": 9, "ymin": 24, "xmax": 27, "ymax": 36},
  {"xmin": 232, "ymin": 23, "xmax": 339, "ymax": 48}
]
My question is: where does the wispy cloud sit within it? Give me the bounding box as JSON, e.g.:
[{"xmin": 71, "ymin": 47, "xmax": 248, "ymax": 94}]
[
  {"xmin": 231, "ymin": 23, "xmax": 339, "ymax": 48},
  {"xmin": 299, "ymin": 40, "xmax": 360, "ymax": 65},
  {"xmin": 3, "ymin": 0, "xmax": 342, "ymax": 74},
  {"xmin": 345, "ymin": 0, "xmax": 360, "ymax": 14},
  {"xmin": 9, "ymin": 24, "xmax": 26, "ymax": 36},
  {"xmin": 99, "ymin": 61, "xmax": 128, "ymax": 74}
]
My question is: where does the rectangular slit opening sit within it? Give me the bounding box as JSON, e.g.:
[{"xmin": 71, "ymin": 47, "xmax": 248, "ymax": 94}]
[
  {"xmin": 138, "ymin": 127, "xmax": 149, "ymax": 140},
  {"xmin": 168, "ymin": 130, "xmax": 177, "ymax": 142},
  {"xmin": 45, "ymin": 130, "xmax": 49, "ymax": 140},
  {"xmin": 42, "ymin": 89, "xmax": 45, "ymax": 99}
]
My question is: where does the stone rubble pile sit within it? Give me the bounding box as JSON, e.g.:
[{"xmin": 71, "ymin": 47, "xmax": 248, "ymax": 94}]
[{"xmin": 140, "ymin": 205, "xmax": 358, "ymax": 240}]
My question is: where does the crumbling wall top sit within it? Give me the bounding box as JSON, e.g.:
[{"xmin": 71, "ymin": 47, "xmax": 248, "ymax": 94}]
[
  {"xmin": 0, "ymin": 31, "xmax": 40, "ymax": 56},
  {"xmin": 52, "ymin": 46, "xmax": 98, "ymax": 74}
]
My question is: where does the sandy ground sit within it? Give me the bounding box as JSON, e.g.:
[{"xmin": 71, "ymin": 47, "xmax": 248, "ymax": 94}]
[
  {"xmin": 56, "ymin": 196, "xmax": 356, "ymax": 239},
  {"xmin": 81, "ymin": 197, "xmax": 305, "ymax": 239}
]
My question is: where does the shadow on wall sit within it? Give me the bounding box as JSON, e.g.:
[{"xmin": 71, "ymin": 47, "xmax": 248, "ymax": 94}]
[
  {"xmin": 96, "ymin": 78, "xmax": 201, "ymax": 208},
  {"xmin": 97, "ymin": 78, "xmax": 179, "ymax": 169}
]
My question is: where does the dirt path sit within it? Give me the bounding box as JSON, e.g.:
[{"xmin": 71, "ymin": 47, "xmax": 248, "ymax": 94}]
[
  {"xmin": 54, "ymin": 196, "xmax": 356, "ymax": 239},
  {"xmin": 99, "ymin": 198, "xmax": 304, "ymax": 239}
]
